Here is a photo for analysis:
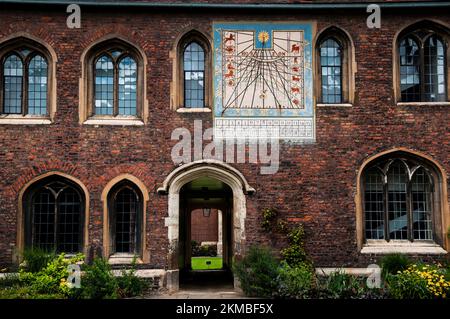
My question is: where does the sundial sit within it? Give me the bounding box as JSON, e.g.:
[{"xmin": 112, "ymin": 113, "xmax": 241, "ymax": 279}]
[
  {"xmin": 213, "ymin": 23, "xmax": 315, "ymax": 141},
  {"xmin": 220, "ymin": 29, "xmax": 308, "ymax": 114}
]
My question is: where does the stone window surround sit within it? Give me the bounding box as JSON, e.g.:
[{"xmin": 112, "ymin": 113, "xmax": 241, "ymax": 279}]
[
  {"xmin": 79, "ymin": 35, "xmax": 149, "ymax": 126},
  {"xmin": 393, "ymin": 19, "xmax": 450, "ymax": 104},
  {"xmin": 15, "ymin": 171, "xmax": 90, "ymax": 264},
  {"xmin": 315, "ymin": 26, "xmax": 356, "ymax": 106},
  {"xmin": 0, "ymin": 33, "xmax": 57, "ymax": 125},
  {"xmin": 170, "ymin": 28, "xmax": 213, "ymax": 113},
  {"xmin": 101, "ymin": 174, "xmax": 150, "ymax": 264},
  {"xmin": 355, "ymin": 147, "xmax": 450, "ymax": 255}
]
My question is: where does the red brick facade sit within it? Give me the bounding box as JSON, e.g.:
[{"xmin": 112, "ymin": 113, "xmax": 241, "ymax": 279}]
[
  {"xmin": 0, "ymin": 1, "xmax": 448, "ymax": 270},
  {"xmin": 191, "ymin": 209, "xmax": 219, "ymax": 243}
]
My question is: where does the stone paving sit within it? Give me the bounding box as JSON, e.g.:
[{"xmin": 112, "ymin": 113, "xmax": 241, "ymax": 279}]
[{"xmin": 147, "ymin": 289, "xmax": 246, "ymax": 299}]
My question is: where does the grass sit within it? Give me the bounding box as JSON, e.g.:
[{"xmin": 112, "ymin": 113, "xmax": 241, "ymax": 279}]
[{"xmin": 191, "ymin": 257, "xmax": 223, "ymax": 270}]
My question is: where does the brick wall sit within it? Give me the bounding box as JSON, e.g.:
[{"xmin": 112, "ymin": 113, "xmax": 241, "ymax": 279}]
[
  {"xmin": 191, "ymin": 209, "xmax": 219, "ymax": 243},
  {"xmin": 0, "ymin": 3, "xmax": 448, "ymax": 269}
]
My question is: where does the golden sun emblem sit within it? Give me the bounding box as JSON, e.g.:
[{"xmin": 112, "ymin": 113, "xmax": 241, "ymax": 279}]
[{"xmin": 258, "ymin": 31, "xmax": 270, "ymax": 44}]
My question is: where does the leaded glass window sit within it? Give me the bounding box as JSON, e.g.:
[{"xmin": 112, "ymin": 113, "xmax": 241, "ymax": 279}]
[
  {"xmin": 109, "ymin": 183, "xmax": 142, "ymax": 255},
  {"xmin": 399, "ymin": 30, "xmax": 448, "ymax": 102},
  {"xmin": 364, "ymin": 167, "xmax": 385, "ymax": 240},
  {"xmin": 27, "ymin": 180, "xmax": 83, "ymax": 253},
  {"xmin": 320, "ymin": 38, "xmax": 342, "ymax": 104},
  {"xmin": 28, "ymin": 55, "xmax": 48, "ymax": 115},
  {"xmin": 411, "ymin": 168, "xmax": 433, "ymax": 240},
  {"xmin": 183, "ymin": 42, "xmax": 205, "ymax": 108},
  {"xmin": 424, "ymin": 36, "xmax": 446, "ymax": 102},
  {"xmin": 400, "ymin": 37, "xmax": 421, "ymax": 102},
  {"xmin": 1, "ymin": 49, "xmax": 48, "ymax": 115},
  {"xmin": 364, "ymin": 158, "xmax": 435, "ymax": 242},
  {"xmin": 94, "ymin": 49, "xmax": 138, "ymax": 116}
]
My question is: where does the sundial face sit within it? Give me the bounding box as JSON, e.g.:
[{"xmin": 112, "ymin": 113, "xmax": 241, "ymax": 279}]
[
  {"xmin": 213, "ymin": 23, "xmax": 315, "ymax": 141},
  {"xmin": 221, "ymin": 29, "xmax": 307, "ymax": 113}
]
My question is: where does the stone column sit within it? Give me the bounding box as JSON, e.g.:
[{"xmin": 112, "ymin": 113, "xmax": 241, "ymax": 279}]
[{"xmin": 217, "ymin": 210, "xmax": 223, "ymax": 257}]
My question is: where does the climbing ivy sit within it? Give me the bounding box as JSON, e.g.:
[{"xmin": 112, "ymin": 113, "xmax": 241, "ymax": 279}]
[
  {"xmin": 261, "ymin": 208, "xmax": 277, "ymax": 232},
  {"xmin": 260, "ymin": 208, "xmax": 308, "ymax": 267},
  {"xmin": 280, "ymin": 225, "xmax": 308, "ymax": 267}
]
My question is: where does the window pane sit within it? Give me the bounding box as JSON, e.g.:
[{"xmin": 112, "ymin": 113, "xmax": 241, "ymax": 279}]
[
  {"xmin": 95, "ymin": 55, "xmax": 114, "ymax": 115},
  {"xmin": 387, "ymin": 162, "xmax": 408, "ymax": 240},
  {"xmin": 320, "ymin": 38, "xmax": 342, "ymax": 104},
  {"xmin": 114, "ymin": 188, "xmax": 138, "ymax": 253},
  {"xmin": 32, "ymin": 188, "xmax": 56, "ymax": 251},
  {"xmin": 57, "ymin": 187, "xmax": 82, "ymax": 253},
  {"xmin": 118, "ymin": 56, "xmax": 137, "ymax": 116},
  {"xmin": 184, "ymin": 42, "xmax": 205, "ymax": 108},
  {"xmin": 31, "ymin": 182, "xmax": 83, "ymax": 253},
  {"xmin": 411, "ymin": 168, "xmax": 433, "ymax": 240},
  {"xmin": 424, "ymin": 36, "xmax": 446, "ymax": 102},
  {"xmin": 28, "ymin": 55, "xmax": 48, "ymax": 115},
  {"xmin": 400, "ymin": 37, "xmax": 421, "ymax": 102},
  {"xmin": 3, "ymin": 54, "xmax": 23, "ymax": 114},
  {"xmin": 364, "ymin": 168, "xmax": 385, "ymax": 239}
]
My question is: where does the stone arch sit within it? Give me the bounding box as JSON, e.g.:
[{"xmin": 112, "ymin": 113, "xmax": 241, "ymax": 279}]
[
  {"xmin": 101, "ymin": 174, "xmax": 150, "ymax": 262},
  {"xmin": 355, "ymin": 148, "xmax": 449, "ymax": 251},
  {"xmin": 158, "ymin": 160, "xmax": 255, "ymax": 290},
  {"xmin": 16, "ymin": 171, "xmax": 90, "ymax": 263}
]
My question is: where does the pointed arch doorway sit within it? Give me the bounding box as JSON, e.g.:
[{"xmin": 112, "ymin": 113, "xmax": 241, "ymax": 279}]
[{"xmin": 158, "ymin": 160, "xmax": 255, "ymax": 291}]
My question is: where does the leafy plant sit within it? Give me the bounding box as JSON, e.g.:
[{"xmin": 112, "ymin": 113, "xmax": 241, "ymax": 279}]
[
  {"xmin": 0, "ymin": 273, "xmax": 21, "ymax": 289},
  {"xmin": 191, "ymin": 241, "xmax": 217, "ymax": 257},
  {"xmin": 261, "ymin": 208, "xmax": 277, "ymax": 232},
  {"xmin": 380, "ymin": 253, "xmax": 411, "ymax": 279},
  {"xmin": 320, "ymin": 270, "xmax": 365, "ymax": 299},
  {"xmin": 233, "ymin": 246, "xmax": 279, "ymax": 298},
  {"xmin": 388, "ymin": 264, "xmax": 449, "ymax": 299},
  {"xmin": 280, "ymin": 225, "xmax": 307, "ymax": 267},
  {"xmin": 21, "ymin": 247, "xmax": 57, "ymax": 273},
  {"xmin": 116, "ymin": 258, "xmax": 150, "ymax": 298},
  {"xmin": 81, "ymin": 258, "xmax": 118, "ymax": 299},
  {"xmin": 276, "ymin": 261, "xmax": 315, "ymax": 299},
  {"xmin": 19, "ymin": 253, "xmax": 84, "ymax": 298}
]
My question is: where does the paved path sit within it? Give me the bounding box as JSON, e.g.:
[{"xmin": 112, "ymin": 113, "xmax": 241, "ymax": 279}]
[{"xmin": 146, "ymin": 288, "xmax": 247, "ymax": 299}]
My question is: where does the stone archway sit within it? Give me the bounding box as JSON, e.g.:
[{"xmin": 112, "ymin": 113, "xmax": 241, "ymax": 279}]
[{"xmin": 158, "ymin": 160, "xmax": 255, "ymax": 291}]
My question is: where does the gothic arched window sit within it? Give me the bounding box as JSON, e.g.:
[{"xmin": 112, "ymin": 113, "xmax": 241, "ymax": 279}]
[
  {"xmin": 363, "ymin": 156, "xmax": 438, "ymax": 242},
  {"xmin": 24, "ymin": 178, "xmax": 85, "ymax": 253},
  {"xmin": 108, "ymin": 181, "xmax": 143, "ymax": 255},
  {"xmin": 1, "ymin": 48, "xmax": 48, "ymax": 115}
]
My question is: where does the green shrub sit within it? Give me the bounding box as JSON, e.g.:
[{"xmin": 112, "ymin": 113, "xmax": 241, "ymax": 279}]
[
  {"xmin": 21, "ymin": 248, "xmax": 57, "ymax": 273},
  {"xmin": 233, "ymin": 246, "xmax": 279, "ymax": 298},
  {"xmin": 191, "ymin": 241, "xmax": 200, "ymax": 256},
  {"xmin": 261, "ymin": 208, "xmax": 277, "ymax": 232},
  {"xmin": 116, "ymin": 259, "xmax": 150, "ymax": 298},
  {"xmin": 0, "ymin": 286, "xmax": 64, "ymax": 299},
  {"xmin": 388, "ymin": 264, "xmax": 449, "ymax": 299},
  {"xmin": 81, "ymin": 258, "xmax": 118, "ymax": 299},
  {"xmin": 280, "ymin": 225, "xmax": 307, "ymax": 267},
  {"xmin": 191, "ymin": 241, "xmax": 218, "ymax": 257},
  {"xmin": 445, "ymin": 264, "xmax": 450, "ymax": 282},
  {"xmin": 320, "ymin": 270, "xmax": 365, "ymax": 299},
  {"xmin": 380, "ymin": 253, "xmax": 411, "ymax": 279},
  {"xmin": 0, "ymin": 273, "xmax": 21, "ymax": 288},
  {"xmin": 19, "ymin": 253, "xmax": 84, "ymax": 298},
  {"xmin": 276, "ymin": 261, "xmax": 315, "ymax": 299}
]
